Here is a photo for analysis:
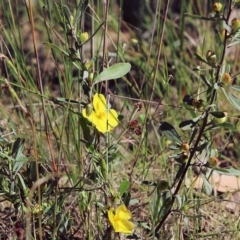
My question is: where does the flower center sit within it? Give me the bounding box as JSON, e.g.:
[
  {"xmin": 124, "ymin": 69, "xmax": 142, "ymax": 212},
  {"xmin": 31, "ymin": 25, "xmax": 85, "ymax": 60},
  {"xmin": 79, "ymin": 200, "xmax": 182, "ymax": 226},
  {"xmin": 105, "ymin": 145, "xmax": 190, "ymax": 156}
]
[{"xmin": 96, "ymin": 110, "xmax": 106, "ymax": 119}]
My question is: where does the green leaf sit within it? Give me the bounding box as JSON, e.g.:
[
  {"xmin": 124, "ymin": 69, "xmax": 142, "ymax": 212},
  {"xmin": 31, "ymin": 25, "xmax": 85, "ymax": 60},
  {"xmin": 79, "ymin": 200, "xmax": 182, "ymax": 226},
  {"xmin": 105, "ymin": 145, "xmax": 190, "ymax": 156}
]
[
  {"xmin": 182, "ymin": 103, "xmax": 197, "ymax": 118},
  {"xmin": 62, "ymin": 5, "xmax": 72, "ymax": 26},
  {"xmin": 43, "ymin": 43, "xmax": 82, "ymax": 70},
  {"xmin": 159, "ymin": 122, "xmax": 183, "ymax": 144},
  {"xmin": 185, "ymin": 13, "xmax": 223, "ymax": 21},
  {"xmin": 118, "ymin": 114, "xmax": 124, "ymax": 121},
  {"xmin": 195, "ymin": 142, "xmax": 208, "ymax": 152},
  {"xmin": 139, "ymin": 221, "xmax": 151, "ymax": 230},
  {"xmin": 158, "ymin": 191, "xmax": 173, "ymax": 221},
  {"xmin": 215, "ymin": 122, "xmax": 235, "ymax": 130},
  {"xmin": 119, "ymin": 180, "xmax": 130, "ymax": 196},
  {"xmin": 168, "ymin": 145, "xmax": 180, "ymax": 150},
  {"xmin": 205, "ymin": 122, "xmax": 235, "ymax": 131},
  {"xmin": 54, "ymin": 97, "xmax": 85, "ymax": 105},
  {"xmin": 222, "ymin": 87, "xmax": 240, "ymax": 111},
  {"xmin": 214, "ymin": 168, "xmax": 240, "ymax": 176},
  {"xmin": 11, "ymin": 138, "xmax": 23, "ymax": 156},
  {"xmin": 202, "ymin": 173, "xmax": 212, "ymax": 195},
  {"xmin": 13, "ymin": 139, "xmax": 28, "ymax": 176},
  {"xmin": 53, "ymin": 1, "xmax": 63, "ymax": 24},
  {"xmin": 78, "ymin": 114, "xmax": 92, "ymax": 144},
  {"xmin": 200, "ymin": 74, "xmax": 212, "ymax": 88},
  {"xmin": 74, "ymin": 4, "xmax": 83, "ymax": 26},
  {"xmin": 175, "ymin": 194, "xmax": 182, "ymax": 209},
  {"xmin": 194, "ymin": 53, "xmax": 208, "ymax": 64},
  {"xmin": 43, "ymin": 42, "xmax": 69, "ymax": 56},
  {"xmin": 93, "ymin": 63, "xmax": 131, "ymax": 85},
  {"xmin": 230, "ymin": 85, "xmax": 240, "ymax": 92},
  {"xmin": 228, "ymin": 31, "xmax": 240, "ymax": 47},
  {"xmin": 179, "ymin": 119, "xmax": 197, "ymax": 130},
  {"xmin": 179, "ymin": 114, "xmax": 205, "ymax": 130},
  {"xmin": 172, "ymin": 163, "xmax": 186, "ymax": 186},
  {"xmin": 189, "ymin": 127, "xmax": 198, "ymax": 144},
  {"xmin": 210, "ymin": 111, "xmax": 226, "ymax": 118}
]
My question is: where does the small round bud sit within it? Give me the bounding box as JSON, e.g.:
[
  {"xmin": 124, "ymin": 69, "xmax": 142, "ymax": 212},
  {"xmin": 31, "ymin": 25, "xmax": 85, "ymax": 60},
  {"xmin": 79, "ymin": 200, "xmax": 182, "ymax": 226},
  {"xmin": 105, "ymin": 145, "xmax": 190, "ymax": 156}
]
[
  {"xmin": 182, "ymin": 204, "xmax": 189, "ymax": 212},
  {"xmin": 165, "ymin": 139, "xmax": 172, "ymax": 147},
  {"xmin": 88, "ymin": 72, "xmax": 94, "ymax": 84},
  {"xmin": 181, "ymin": 142, "xmax": 190, "ymax": 152},
  {"xmin": 192, "ymin": 99, "xmax": 204, "ymax": 110},
  {"xmin": 208, "ymin": 156, "xmax": 220, "ymax": 167},
  {"xmin": 213, "ymin": 112, "xmax": 228, "ymax": 124},
  {"xmin": 157, "ymin": 180, "xmax": 169, "ymax": 191},
  {"xmin": 130, "ymin": 38, "xmax": 138, "ymax": 45},
  {"xmin": 221, "ymin": 72, "xmax": 232, "ymax": 85},
  {"xmin": 83, "ymin": 60, "xmax": 93, "ymax": 71},
  {"xmin": 206, "ymin": 50, "xmax": 217, "ymax": 67},
  {"xmin": 212, "ymin": 2, "xmax": 223, "ymax": 13},
  {"xmin": 231, "ymin": 18, "xmax": 240, "ymax": 32},
  {"xmin": 86, "ymin": 103, "xmax": 93, "ymax": 116},
  {"xmin": 80, "ymin": 32, "xmax": 89, "ymax": 43}
]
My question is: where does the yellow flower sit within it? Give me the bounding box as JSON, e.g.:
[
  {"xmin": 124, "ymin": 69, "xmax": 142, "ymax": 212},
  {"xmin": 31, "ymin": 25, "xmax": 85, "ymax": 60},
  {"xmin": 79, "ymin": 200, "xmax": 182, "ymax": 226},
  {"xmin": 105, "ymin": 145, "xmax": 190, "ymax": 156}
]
[
  {"xmin": 108, "ymin": 205, "xmax": 134, "ymax": 234},
  {"xmin": 82, "ymin": 93, "xmax": 119, "ymax": 133}
]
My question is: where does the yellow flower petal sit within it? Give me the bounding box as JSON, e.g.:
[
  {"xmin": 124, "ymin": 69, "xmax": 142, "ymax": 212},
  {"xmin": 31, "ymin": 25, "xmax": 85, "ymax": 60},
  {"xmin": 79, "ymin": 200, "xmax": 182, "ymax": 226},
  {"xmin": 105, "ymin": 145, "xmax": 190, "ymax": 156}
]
[
  {"xmin": 93, "ymin": 94, "xmax": 107, "ymax": 113},
  {"xmin": 116, "ymin": 205, "xmax": 131, "ymax": 220},
  {"xmin": 107, "ymin": 109, "xmax": 119, "ymax": 128},
  {"xmin": 95, "ymin": 118, "xmax": 108, "ymax": 133},
  {"xmin": 82, "ymin": 109, "xmax": 98, "ymax": 124},
  {"xmin": 107, "ymin": 208, "xmax": 115, "ymax": 226},
  {"xmin": 114, "ymin": 220, "xmax": 134, "ymax": 234}
]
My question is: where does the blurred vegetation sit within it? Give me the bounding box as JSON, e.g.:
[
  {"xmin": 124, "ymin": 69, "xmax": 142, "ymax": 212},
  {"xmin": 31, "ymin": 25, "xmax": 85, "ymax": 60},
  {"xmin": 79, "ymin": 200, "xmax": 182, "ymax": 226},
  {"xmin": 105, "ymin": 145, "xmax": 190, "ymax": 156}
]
[{"xmin": 1, "ymin": 0, "xmax": 240, "ymax": 239}]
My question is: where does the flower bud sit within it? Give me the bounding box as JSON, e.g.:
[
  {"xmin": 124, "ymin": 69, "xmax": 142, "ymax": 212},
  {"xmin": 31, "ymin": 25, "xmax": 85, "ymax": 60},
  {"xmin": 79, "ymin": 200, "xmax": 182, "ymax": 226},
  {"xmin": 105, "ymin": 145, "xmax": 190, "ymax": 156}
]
[
  {"xmin": 130, "ymin": 38, "xmax": 138, "ymax": 45},
  {"xmin": 192, "ymin": 99, "xmax": 204, "ymax": 110},
  {"xmin": 221, "ymin": 72, "xmax": 232, "ymax": 85},
  {"xmin": 207, "ymin": 156, "xmax": 219, "ymax": 167},
  {"xmin": 181, "ymin": 142, "xmax": 190, "ymax": 152},
  {"xmin": 83, "ymin": 60, "xmax": 93, "ymax": 71},
  {"xmin": 157, "ymin": 180, "xmax": 169, "ymax": 191},
  {"xmin": 86, "ymin": 103, "xmax": 93, "ymax": 116},
  {"xmin": 231, "ymin": 18, "xmax": 240, "ymax": 32},
  {"xmin": 220, "ymin": 29, "xmax": 229, "ymax": 42},
  {"xmin": 212, "ymin": 2, "xmax": 223, "ymax": 13},
  {"xmin": 206, "ymin": 50, "xmax": 217, "ymax": 67},
  {"xmin": 213, "ymin": 112, "xmax": 228, "ymax": 124},
  {"xmin": 80, "ymin": 32, "xmax": 89, "ymax": 43},
  {"xmin": 165, "ymin": 139, "xmax": 172, "ymax": 147},
  {"xmin": 88, "ymin": 72, "xmax": 94, "ymax": 84},
  {"xmin": 182, "ymin": 204, "xmax": 189, "ymax": 212}
]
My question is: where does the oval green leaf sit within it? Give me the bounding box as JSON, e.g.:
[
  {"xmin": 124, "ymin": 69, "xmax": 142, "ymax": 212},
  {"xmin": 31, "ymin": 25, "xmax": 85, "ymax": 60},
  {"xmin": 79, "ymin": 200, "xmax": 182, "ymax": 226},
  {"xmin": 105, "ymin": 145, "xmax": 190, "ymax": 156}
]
[
  {"xmin": 93, "ymin": 63, "xmax": 131, "ymax": 85},
  {"xmin": 159, "ymin": 122, "xmax": 183, "ymax": 144},
  {"xmin": 119, "ymin": 179, "xmax": 130, "ymax": 196}
]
